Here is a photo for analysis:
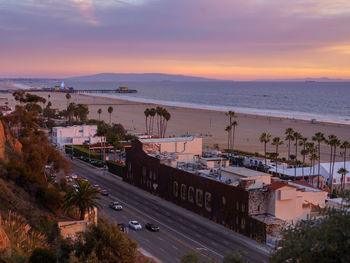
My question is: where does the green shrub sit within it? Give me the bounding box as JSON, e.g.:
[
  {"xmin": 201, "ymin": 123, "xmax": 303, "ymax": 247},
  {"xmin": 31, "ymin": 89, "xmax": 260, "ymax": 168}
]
[
  {"xmin": 106, "ymin": 160, "xmax": 125, "ymax": 177},
  {"xmin": 65, "ymin": 145, "xmax": 101, "ymax": 160},
  {"xmin": 29, "ymin": 248, "xmax": 55, "ymax": 263}
]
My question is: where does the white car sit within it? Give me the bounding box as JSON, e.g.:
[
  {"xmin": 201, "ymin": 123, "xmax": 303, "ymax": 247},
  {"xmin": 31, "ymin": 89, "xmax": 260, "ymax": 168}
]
[
  {"xmin": 71, "ymin": 174, "xmax": 78, "ymax": 179},
  {"xmin": 129, "ymin": 220, "xmax": 142, "ymax": 230},
  {"xmin": 109, "ymin": 202, "xmax": 123, "ymax": 211}
]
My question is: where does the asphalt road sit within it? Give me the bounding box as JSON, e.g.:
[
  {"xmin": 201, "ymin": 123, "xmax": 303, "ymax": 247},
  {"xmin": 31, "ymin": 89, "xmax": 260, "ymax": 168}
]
[{"xmin": 70, "ymin": 157, "xmax": 271, "ymax": 263}]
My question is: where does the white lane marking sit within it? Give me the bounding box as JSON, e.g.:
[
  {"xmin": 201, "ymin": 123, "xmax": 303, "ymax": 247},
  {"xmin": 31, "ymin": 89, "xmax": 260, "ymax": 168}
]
[
  {"xmin": 108, "ymin": 193, "xmax": 224, "ymax": 259},
  {"xmin": 172, "ymin": 245, "xmax": 179, "ymax": 250},
  {"xmin": 157, "ymin": 237, "xmax": 164, "ymax": 241}
]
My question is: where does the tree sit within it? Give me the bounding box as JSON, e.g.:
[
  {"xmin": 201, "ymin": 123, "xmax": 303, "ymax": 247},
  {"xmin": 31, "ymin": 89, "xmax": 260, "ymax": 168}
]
[
  {"xmin": 74, "ymin": 217, "xmax": 138, "ymax": 262},
  {"xmin": 284, "ymin": 128, "xmax": 294, "ymax": 164},
  {"xmin": 226, "ymin": 111, "xmax": 238, "ymax": 152},
  {"xmin": 97, "ymin": 108, "xmax": 102, "ymax": 121},
  {"xmin": 62, "ymin": 180, "xmax": 101, "ymax": 220},
  {"xmin": 270, "ymin": 209, "xmax": 350, "ymax": 263},
  {"xmin": 293, "ymin": 131, "xmax": 302, "ymax": 178},
  {"xmin": 259, "ymin": 132, "xmax": 271, "ymax": 169},
  {"xmin": 181, "ymin": 251, "xmax": 199, "ymax": 263},
  {"xmin": 149, "ymin": 107, "xmax": 156, "ymax": 135},
  {"xmin": 272, "ymin": 137, "xmax": 283, "ymax": 175},
  {"xmin": 107, "ymin": 106, "xmax": 114, "ymax": 125},
  {"xmin": 299, "ymin": 137, "xmax": 308, "ymax": 180},
  {"xmin": 67, "ymin": 102, "xmax": 76, "ymax": 124},
  {"xmin": 340, "ymin": 141, "xmax": 350, "ymax": 191},
  {"xmin": 225, "ymin": 125, "xmax": 232, "ymax": 152},
  {"xmin": 75, "ymin": 104, "xmax": 89, "ymax": 123},
  {"xmin": 29, "ymin": 248, "xmax": 56, "ymax": 263},
  {"xmin": 223, "ymin": 250, "xmax": 249, "ymax": 263},
  {"xmin": 338, "ymin": 168, "xmax": 348, "ymax": 194},
  {"xmin": 312, "ymin": 132, "xmax": 325, "ymax": 187},
  {"xmin": 144, "ymin": 108, "xmax": 150, "ymax": 134},
  {"xmin": 328, "ymin": 135, "xmax": 341, "ymax": 193},
  {"xmin": 65, "ymin": 93, "xmax": 71, "ymax": 108}
]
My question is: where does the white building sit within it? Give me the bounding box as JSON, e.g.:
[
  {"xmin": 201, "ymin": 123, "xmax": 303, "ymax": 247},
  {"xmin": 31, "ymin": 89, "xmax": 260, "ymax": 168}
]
[{"xmin": 52, "ymin": 125, "xmax": 104, "ymax": 148}]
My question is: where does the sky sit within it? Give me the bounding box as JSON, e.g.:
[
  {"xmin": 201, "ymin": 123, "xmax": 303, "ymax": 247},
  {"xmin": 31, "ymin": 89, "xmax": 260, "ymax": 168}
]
[{"xmin": 1, "ymin": 0, "xmax": 350, "ymax": 80}]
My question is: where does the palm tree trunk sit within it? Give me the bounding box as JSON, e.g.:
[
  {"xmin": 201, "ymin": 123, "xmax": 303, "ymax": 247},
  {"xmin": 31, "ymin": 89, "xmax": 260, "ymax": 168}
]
[
  {"xmin": 232, "ymin": 126, "xmax": 236, "ymax": 152},
  {"xmin": 317, "ymin": 142, "xmax": 321, "ymax": 188},
  {"xmin": 288, "ymin": 139, "xmax": 291, "ymax": 164},
  {"xmin": 264, "ymin": 142, "xmax": 267, "ymax": 168},
  {"xmin": 302, "ymin": 155, "xmax": 305, "ymax": 181},
  {"xmin": 331, "ymin": 147, "xmax": 337, "ymax": 193},
  {"xmin": 329, "ymin": 146, "xmax": 333, "ymax": 190}
]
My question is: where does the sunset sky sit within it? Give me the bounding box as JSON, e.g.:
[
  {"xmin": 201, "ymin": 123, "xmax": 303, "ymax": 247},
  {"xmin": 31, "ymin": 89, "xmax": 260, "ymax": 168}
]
[{"xmin": 1, "ymin": 0, "xmax": 350, "ymax": 80}]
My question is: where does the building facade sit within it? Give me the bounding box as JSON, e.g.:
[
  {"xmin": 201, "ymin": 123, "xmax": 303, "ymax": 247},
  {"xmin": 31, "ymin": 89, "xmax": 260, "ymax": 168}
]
[{"xmin": 52, "ymin": 125, "xmax": 104, "ymax": 148}]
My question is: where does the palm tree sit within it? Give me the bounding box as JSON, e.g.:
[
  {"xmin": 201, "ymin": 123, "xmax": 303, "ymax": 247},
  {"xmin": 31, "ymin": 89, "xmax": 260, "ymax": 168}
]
[
  {"xmin": 162, "ymin": 109, "xmax": 171, "ymax": 138},
  {"xmin": 259, "ymin": 132, "xmax": 271, "ymax": 169},
  {"xmin": 340, "ymin": 140, "xmax": 350, "ymax": 170},
  {"xmin": 312, "ymin": 132, "xmax": 325, "ymax": 187},
  {"xmin": 149, "ymin": 108, "xmax": 156, "ymax": 136},
  {"xmin": 292, "ymin": 132, "xmax": 302, "ymax": 178},
  {"xmin": 272, "ymin": 137, "xmax": 283, "ymax": 175},
  {"xmin": 65, "ymin": 93, "xmax": 71, "ymax": 108},
  {"xmin": 97, "ymin": 108, "xmax": 102, "ymax": 121},
  {"xmin": 289, "ymin": 154, "xmax": 297, "ymax": 179},
  {"xmin": 299, "ymin": 137, "xmax": 308, "ymax": 180},
  {"xmin": 338, "ymin": 167, "xmax": 349, "ymax": 194},
  {"xmin": 107, "ymin": 106, "xmax": 113, "ymax": 125},
  {"xmin": 226, "ymin": 111, "xmax": 237, "ymax": 151},
  {"xmin": 327, "ymin": 135, "xmax": 341, "ymax": 193},
  {"xmin": 144, "ymin": 108, "xmax": 150, "ymax": 134},
  {"xmin": 225, "ymin": 125, "xmax": 232, "ymax": 152},
  {"xmin": 156, "ymin": 106, "xmax": 163, "ymax": 137},
  {"xmin": 62, "ymin": 181, "xmax": 101, "ymax": 220},
  {"xmin": 285, "ymin": 128, "xmax": 294, "ymax": 164},
  {"xmin": 67, "ymin": 102, "xmax": 76, "ymax": 124},
  {"xmin": 231, "ymin": 120, "xmax": 238, "ymax": 152}
]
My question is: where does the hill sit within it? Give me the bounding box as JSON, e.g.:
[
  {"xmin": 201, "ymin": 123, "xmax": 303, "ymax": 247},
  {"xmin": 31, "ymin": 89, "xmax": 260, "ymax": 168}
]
[{"xmin": 67, "ymin": 73, "xmax": 219, "ymax": 82}]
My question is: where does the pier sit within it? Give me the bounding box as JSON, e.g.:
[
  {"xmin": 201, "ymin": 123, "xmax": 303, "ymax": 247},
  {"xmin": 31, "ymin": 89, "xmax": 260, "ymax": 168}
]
[{"xmin": 0, "ymin": 88, "xmax": 137, "ymax": 94}]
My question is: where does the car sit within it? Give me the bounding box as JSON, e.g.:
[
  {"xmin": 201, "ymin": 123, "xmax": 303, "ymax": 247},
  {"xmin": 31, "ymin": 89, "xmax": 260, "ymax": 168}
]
[
  {"xmin": 71, "ymin": 174, "xmax": 77, "ymax": 179},
  {"xmin": 109, "ymin": 201, "xmax": 123, "ymax": 211},
  {"xmin": 118, "ymin": 223, "xmax": 128, "ymax": 233},
  {"xmin": 92, "ymin": 184, "xmax": 101, "ymax": 190},
  {"xmin": 100, "ymin": 189, "xmax": 109, "ymax": 196},
  {"xmin": 129, "ymin": 220, "xmax": 142, "ymax": 230},
  {"xmin": 145, "ymin": 223, "xmax": 160, "ymax": 232}
]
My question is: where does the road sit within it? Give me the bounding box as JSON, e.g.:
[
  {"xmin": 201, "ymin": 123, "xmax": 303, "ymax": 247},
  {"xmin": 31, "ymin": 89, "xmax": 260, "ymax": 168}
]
[{"xmin": 70, "ymin": 157, "xmax": 271, "ymax": 263}]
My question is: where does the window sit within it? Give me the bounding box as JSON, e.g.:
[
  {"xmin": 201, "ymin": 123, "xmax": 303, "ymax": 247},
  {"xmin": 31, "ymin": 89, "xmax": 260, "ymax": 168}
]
[
  {"xmin": 236, "ymin": 201, "xmax": 239, "ymax": 211},
  {"xmin": 205, "ymin": 192, "xmax": 212, "ymax": 212},
  {"xmin": 188, "ymin": 187, "xmax": 194, "ymax": 203},
  {"xmin": 128, "ymin": 162, "xmax": 132, "ymax": 172},
  {"xmin": 241, "ymin": 204, "xmax": 245, "ymax": 213},
  {"xmin": 222, "ymin": 196, "xmax": 226, "ymax": 206},
  {"xmin": 173, "ymin": 181, "xmax": 179, "ymax": 197},
  {"xmin": 241, "ymin": 218, "xmax": 245, "ymax": 229},
  {"xmin": 196, "ymin": 189, "xmax": 203, "ymax": 207},
  {"xmin": 181, "ymin": 184, "xmax": 187, "ymax": 200},
  {"xmin": 142, "ymin": 167, "xmax": 147, "ymax": 184}
]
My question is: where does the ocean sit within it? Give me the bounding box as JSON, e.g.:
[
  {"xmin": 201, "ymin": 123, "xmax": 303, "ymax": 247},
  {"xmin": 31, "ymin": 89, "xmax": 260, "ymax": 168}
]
[{"xmin": 10, "ymin": 79, "xmax": 350, "ymax": 124}]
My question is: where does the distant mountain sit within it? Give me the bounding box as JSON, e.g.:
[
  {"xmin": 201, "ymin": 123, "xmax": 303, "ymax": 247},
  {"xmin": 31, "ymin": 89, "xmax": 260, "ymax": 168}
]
[
  {"xmin": 67, "ymin": 73, "xmax": 221, "ymax": 82},
  {"xmin": 254, "ymin": 77, "xmax": 350, "ymax": 82}
]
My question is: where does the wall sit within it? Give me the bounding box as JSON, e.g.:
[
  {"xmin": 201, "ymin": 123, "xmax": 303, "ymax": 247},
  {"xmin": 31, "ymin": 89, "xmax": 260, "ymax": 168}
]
[{"xmin": 125, "ymin": 140, "xmax": 267, "ymax": 242}]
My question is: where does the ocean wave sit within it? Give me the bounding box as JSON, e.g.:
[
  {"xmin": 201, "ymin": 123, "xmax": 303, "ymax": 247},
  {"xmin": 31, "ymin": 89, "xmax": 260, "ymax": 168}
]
[{"xmin": 89, "ymin": 93, "xmax": 350, "ymax": 125}]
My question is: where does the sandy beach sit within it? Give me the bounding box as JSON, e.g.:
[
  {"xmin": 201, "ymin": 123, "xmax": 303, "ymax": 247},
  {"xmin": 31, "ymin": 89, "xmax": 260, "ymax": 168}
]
[{"xmin": 1, "ymin": 90, "xmax": 350, "ymax": 161}]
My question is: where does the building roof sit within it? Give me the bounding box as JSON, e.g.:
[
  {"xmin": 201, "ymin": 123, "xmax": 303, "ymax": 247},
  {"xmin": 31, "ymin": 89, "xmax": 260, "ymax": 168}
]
[
  {"xmin": 291, "ymin": 180, "xmax": 323, "ymax": 192},
  {"xmin": 266, "ymin": 181, "xmax": 297, "ymax": 190},
  {"xmin": 221, "ymin": 166, "xmax": 271, "ymax": 178},
  {"xmin": 140, "ymin": 136, "xmax": 198, "ymax": 143}
]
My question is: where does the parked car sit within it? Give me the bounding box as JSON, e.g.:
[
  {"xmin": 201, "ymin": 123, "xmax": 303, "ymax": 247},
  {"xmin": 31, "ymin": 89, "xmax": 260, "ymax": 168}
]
[
  {"xmin": 100, "ymin": 190, "xmax": 109, "ymax": 196},
  {"xmin": 145, "ymin": 223, "xmax": 160, "ymax": 232},
  {"xmin": 109, "ymin": 201, "xmax": 123, "ymax": 211},
  {"xmin": 118, "ymin": 223, "xmax": 128, "ymax": 233},
  {"xmin": 129, "ymin": 220, "xmax": 142, "ymax": 230},
  {"xmin": 71, "ymin": 174, "xmax": 77, "ymax": 179}
]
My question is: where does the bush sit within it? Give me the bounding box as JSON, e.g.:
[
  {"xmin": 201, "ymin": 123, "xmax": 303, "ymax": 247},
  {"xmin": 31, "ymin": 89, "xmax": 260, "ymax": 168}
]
[
  {"xmin": 106, "ymin": 160, "xmax": 125, "ymax": 177},
  {"xmin": 29, "ymin": 248, "xmax": 55, "ymax": 263},
  {"xmin": 35, "ymin": 187, "xmax": 62, "ymax": 214},
  {"xmin": 65, "ymin": 145, "xmax": 101, "ymax": 160}
]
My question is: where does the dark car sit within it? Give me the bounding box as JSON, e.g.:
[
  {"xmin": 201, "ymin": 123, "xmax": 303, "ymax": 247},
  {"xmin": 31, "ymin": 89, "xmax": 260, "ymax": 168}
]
[
  {"xmin": 145, "ymin": 223, "xmax": 160, "ymax": 232},
  {"xmin": 118, "ymin": 223, "xmax": 128, "ymax": 233},
  {"xmin": 100, "ymin": 189, "xmax": 109, "ymax": 196}
]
